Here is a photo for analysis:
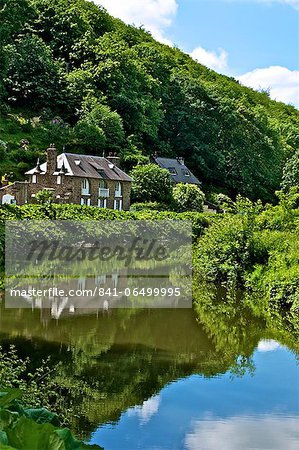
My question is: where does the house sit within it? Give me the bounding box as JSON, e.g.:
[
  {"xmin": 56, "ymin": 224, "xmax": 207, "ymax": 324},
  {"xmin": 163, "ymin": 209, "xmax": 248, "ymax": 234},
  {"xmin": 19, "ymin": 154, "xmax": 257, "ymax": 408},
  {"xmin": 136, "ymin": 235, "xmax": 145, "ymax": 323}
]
[
  {"xmin": 152, "ymin": 156, "xmax": 201, "ymax": 185},
  {"xmin": 0, "ymin": 145, "xmax": 133, "ymax": 210}
]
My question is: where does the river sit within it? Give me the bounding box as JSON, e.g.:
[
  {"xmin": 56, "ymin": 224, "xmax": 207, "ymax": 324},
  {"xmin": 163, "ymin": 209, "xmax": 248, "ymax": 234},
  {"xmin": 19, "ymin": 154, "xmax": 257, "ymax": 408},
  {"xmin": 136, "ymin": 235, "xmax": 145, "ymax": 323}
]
[{"xmin": 0, "ymin": 302, "xmax": 298, "ymax": 449}]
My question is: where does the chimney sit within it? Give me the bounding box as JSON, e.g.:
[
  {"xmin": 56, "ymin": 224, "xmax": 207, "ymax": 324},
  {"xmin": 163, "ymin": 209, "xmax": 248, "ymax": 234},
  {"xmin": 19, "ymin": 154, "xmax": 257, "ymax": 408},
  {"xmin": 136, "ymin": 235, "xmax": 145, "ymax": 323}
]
[
  {"xmin": 1, "ymin": 174, "xmax": 9, "ymax": 187},
  {"xmin": 107, "ymin": 152, "xmax": 121, "ymax": 168},
  {"xmin": 177, "ymin": 157, "xmax": 185, "ymax": 165},
  {"xmin": 46, "ymin": 144, "xmax": 57, "ymax": 174}
]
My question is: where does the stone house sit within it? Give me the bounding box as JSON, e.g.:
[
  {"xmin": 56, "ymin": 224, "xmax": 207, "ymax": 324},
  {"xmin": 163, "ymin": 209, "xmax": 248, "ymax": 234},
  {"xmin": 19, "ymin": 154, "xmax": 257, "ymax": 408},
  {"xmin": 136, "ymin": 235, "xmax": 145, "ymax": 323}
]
[
  {"xmin": 152, "ymin": 156, "xmax": 201, "ymax": 186},
  {"xmin": 0, "ymin": 145, "xmax": 133, "ymax": 210}
]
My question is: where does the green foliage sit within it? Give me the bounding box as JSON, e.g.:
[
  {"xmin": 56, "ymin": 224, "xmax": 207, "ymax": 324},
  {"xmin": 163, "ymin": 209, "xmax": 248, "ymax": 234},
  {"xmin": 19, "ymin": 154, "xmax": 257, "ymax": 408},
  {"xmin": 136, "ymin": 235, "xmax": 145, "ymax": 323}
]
[
  {"xmin": 193, "ymin": 189, "xmax": 299, "ymax": 316},
  {"xmin": 130, "ymin": 164, "xmax": 173, "ymax": 204},
  {"xmin": 173, "ymin": 183, "xmax": 205, "ymax": 212},
  {"xmin": 0, "ymin": 0, "xmax": 297, "ymax": 199},
  {"xmin": 281, "ymin": 150, "xmax": 299, "ymax": 191},
  {"xmin": 130, "ymin": 202, "xmax": 170, "ymax": 212},
  {"xmin": 0, "ymin": 387, "xmax": 102, "ymax": 449},
  {"xmin": 35, "ymin": 189, "xmax": 54, "ymax": 205},
  {"xmin": 210, "ymin": 193, "xmax": 236, "ymax": 213},
  {"xmin": 5, "ymin": 35, "xmax": 67, "ymax": 108}
]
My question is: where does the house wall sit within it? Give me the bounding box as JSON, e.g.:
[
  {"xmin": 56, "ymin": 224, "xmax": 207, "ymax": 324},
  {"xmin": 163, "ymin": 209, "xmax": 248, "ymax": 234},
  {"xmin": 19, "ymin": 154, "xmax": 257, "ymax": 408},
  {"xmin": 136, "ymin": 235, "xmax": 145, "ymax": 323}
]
[{"xmin": 0, "ymin": 173, "xmax": 132, "ymax": 211}]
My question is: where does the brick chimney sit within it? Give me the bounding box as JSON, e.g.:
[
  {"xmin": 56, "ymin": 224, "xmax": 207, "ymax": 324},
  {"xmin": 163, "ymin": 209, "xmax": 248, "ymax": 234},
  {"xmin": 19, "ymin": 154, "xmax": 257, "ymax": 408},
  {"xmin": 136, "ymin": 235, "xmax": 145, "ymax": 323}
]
[
  {"xmin": 107, "ymin": 152, "xmax": 121, "ymax": 168},
  {"xmin": 46, "ymin": 144, "xmax": 57, "ymax": 174}
]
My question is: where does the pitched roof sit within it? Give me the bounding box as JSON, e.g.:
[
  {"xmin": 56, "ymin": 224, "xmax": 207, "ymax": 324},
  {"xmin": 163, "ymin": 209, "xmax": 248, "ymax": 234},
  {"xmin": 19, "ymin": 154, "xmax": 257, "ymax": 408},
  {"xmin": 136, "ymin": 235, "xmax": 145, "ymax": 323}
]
[
  {"xmin": 153, "ymin": 157, "xmax": 201, "ymax": 185},
  {"xmin": 26, "ymin": 153, "xmax": 133, "ymax": 182}
]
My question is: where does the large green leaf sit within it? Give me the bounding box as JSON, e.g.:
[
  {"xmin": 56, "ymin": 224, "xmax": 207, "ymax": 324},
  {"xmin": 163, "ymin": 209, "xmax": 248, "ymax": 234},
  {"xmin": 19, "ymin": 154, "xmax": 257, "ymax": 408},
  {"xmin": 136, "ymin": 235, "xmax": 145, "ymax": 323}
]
[
  {"xmin": 0, "ymin": 391, "xmax": 22, "ymax": 409},
  {"xmin": 23, "ymin": 409, "xmax": 60, "ymax": 426},
  {"xmin": 6, "ymin": 417, "xmax": 65, "ymax": 450}
]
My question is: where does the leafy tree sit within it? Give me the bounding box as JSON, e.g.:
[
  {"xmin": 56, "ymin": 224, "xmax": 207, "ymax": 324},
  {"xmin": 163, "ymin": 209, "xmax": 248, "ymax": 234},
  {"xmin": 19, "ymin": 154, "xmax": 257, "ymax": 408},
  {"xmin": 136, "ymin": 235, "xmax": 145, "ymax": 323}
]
[
  {"xmin": 131, "ymin": 164, "xmax": 173, "ymax": 204},
  {"xmin": 74, "ymin": 120, "xmax": 106, "ymax": 154},
  {"xmin": 281, "ymin": 150, "xmax": 299, "ymax": 191},
  {"xmin": 81, "ymin": 97, "xmax": 125, "ymax": 151},
  {"xmin": 36, "ymin": 189, "xmax": 54, "ymax": 205},
  {"xmin": 5, "ymin": 35, "xmax": 67, "ymax": 108},
  {"xmin": 173, "ymin": 183, "xmax": 205, "ymax": 212}
]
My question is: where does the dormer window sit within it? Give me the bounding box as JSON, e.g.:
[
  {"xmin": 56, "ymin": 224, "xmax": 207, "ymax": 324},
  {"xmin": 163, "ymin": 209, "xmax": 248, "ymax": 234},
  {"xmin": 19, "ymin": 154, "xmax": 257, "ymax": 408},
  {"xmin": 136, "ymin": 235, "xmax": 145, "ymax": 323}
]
[
  {"xmin": 32, "ymin": 175, "xmax": 37, "ymax": 184},
  {"xmin": 182, "ymin": 169, "xmax": 190, "ymax": 177},
  {"xmin": 81, "ymin": 178, "xmax": 90, "ymax": 195},
  {"xmin": 168, "ymin": 167, "xmax": 177, "ymax": 175},
  {"xmin": 115, "ymin": 182, "xmax": 122, "ymax": 198}
]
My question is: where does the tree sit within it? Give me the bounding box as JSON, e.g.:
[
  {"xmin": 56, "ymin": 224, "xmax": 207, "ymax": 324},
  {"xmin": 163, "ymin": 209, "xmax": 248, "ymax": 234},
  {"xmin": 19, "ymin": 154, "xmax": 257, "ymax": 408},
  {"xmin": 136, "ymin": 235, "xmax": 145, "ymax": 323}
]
[
  {"xmin": 281, "ymin": 150, "xmax": 299, "ymax": 191},
  {"xmin": 173, "ymin": 183, "xmax": 205, "ymax": 212},
  {"xmin": 36, "ymin": 188, "xmax": 54, "ymax": 205},
  {"xmin": 5, "ymin": 34, "xmax": 66, "ymax": 108},
  {"xmin": 130, "ymin": 164, "xmax": 173, "ymax": 204}
]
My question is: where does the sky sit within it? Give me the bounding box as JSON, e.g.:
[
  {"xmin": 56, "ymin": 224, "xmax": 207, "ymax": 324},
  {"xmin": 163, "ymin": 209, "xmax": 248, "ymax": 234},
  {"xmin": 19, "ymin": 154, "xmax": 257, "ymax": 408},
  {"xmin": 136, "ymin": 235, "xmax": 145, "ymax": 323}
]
[{"xmin": 93, "ymin": 0, "xmax": 299, "ymax": 108}]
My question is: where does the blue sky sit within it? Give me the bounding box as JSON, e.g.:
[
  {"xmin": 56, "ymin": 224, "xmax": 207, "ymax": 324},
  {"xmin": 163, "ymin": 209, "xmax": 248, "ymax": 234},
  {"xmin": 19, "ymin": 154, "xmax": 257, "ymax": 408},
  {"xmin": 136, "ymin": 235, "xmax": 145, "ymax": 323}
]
[{"xmin": 94, "ymin": 1, "xmax": 299, "ymax": 107}]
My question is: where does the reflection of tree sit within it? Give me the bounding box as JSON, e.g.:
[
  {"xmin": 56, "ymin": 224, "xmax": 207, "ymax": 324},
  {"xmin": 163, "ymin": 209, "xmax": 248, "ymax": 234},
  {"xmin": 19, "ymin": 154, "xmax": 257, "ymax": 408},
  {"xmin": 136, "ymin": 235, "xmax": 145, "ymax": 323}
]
[{"xmin": 0, "ymin": 295, "xmax": 298, "ymax": 439}]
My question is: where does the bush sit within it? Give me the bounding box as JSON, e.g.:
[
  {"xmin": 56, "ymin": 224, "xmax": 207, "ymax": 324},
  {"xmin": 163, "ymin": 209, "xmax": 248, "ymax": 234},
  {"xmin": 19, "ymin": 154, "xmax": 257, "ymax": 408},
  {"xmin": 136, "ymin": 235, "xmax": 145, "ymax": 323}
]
[
  {"xmin": 130, "ymin": 164, "xmax": 173, "ymax": 204},
  {"xmin": 130, "ymin": 202, "xmax": 171, "ymax": 212},
  {"xmin": 173, "ymin": 183, "xmax": 205, "ymax": 212}
]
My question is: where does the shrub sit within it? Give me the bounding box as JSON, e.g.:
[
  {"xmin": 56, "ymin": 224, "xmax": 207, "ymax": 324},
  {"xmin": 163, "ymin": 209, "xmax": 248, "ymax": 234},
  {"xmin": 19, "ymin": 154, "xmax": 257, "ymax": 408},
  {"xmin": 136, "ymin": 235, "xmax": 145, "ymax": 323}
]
[
  {"xmin": 130, "ymin": 202, "xmax": 171, "ymax": 212},
  {"xmin": 130, "ymin": 164, "xmax": 173, "ymax": 204},
  {"xmin": 173, "ymin": 183, "xmax": 205, "ymax": 212}
]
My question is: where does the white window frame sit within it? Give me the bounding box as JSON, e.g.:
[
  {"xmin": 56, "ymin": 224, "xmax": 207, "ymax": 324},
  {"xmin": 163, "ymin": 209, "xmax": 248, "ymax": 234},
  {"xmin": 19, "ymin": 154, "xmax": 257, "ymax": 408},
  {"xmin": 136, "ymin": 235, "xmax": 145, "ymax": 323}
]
[
  {"xmin": 32, "ymin": 174, "xmax": 37, "ymax": 184},
  {"xmin": 114, "ymin": 198, "xmax": 123, "ymax": 211},
  {"xmin": 98, "ymin": 198, "xmax": 107, "ymax": 208},
  {"xmin": 81, "ymin": 178, "xmax": 90, "ymax": 195},
  {"xmin": 99, "ymin": 180, "xmax": 109, "ymax": 198},
  {"xmin": 115, "ymin": 182, "xmax": 122, "ymax": 198},
  {"xmin": 81, "ymin": 198, "xmax": 91, "ymax": 206}
]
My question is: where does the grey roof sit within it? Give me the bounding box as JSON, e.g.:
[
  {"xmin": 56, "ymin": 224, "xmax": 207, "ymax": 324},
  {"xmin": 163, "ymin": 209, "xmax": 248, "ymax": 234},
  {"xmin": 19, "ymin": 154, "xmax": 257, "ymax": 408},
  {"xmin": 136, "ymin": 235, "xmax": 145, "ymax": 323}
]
[
  {"xmin": 153, "ymin": 157, "xmax": 201, "ymax": 185},
  {"xmin": 26, "ymin": 153, "xmax": 133, "ymax": 182}
]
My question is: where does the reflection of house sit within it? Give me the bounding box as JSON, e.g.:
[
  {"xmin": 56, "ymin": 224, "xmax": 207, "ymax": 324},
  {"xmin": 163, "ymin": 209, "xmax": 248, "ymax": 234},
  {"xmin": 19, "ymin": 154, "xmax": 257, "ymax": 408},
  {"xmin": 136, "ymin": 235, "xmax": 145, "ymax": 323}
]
[
  {"xmin": 0, "ymin": 145, "xmax": 133, "ymax": 210},
  {"xmin": 152, "ymin": 156, "xmax": 200, "ymax": 185}
]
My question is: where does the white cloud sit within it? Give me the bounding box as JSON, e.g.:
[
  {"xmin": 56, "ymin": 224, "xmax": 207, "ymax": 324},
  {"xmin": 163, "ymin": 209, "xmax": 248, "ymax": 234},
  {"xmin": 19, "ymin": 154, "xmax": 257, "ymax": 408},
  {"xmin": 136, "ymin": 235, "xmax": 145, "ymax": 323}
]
[
  {"xmin": 93, "ymin": 0, "xmax": 178, "ymax": 45},
  {"xmin": 238, "ymin": 66, "xmax": 299, "ymax": 108},
  {"xmin": 190, "ymin": 47, "xmax": 229, "ymax": 73},
  {"xmin": 257, "ymin": 339, "xmax": 281, "ymax": 352},
  {"xmin": 185, "ymin": 415, "xmax": 299, "ymax": 450},
  {"xmin": 127, "ymin": 395, "xmax": 161, "ymax": 425}
]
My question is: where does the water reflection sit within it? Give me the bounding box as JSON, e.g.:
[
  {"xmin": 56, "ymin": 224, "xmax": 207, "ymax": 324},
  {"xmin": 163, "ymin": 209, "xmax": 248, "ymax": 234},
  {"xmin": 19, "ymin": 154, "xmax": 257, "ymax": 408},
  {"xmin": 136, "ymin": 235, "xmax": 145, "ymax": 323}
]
[
  {"xmin": 0, "ymin": 293, "xmax": 298, "ymax": 448},
  {"xmin": 90, "ymin": 345, "xmax": 299, "ymax": 450}
]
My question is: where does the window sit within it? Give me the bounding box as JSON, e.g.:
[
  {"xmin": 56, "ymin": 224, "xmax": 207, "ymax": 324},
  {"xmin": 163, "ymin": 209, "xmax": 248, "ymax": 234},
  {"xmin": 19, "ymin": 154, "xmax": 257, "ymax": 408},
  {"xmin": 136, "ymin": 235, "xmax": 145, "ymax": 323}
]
[
  {"xmin": 115, "ymin": 182, "xmax": 122, "ymax": 198},
  {"xmin": 99, "ymin": 180, "xmax": 109, "ymax": 198},
  {"xmin": 182, "ymin": 169, "xmax": 190, "ymax": 177},
  {"xmin": 95, "ymin": 275, "xmax": 106, "ymax": 286},
  {"xmin": 57, "ymin": 175, "xmax": 62, "ymax": 185},
  {"xmin": 81, "ymin": 178, "xmax": 90, "ymax": 195},
  {"xmin": 114, "ymin": 198, "xmax": 123, "ymax": 211},
  {"xmin": 32, "ymin": 175, "xmax": 37, "ymax": 184},
  {"xmin": 98, "ymin": 198, "xmax": 107, "ymax": 208},
  {"xmin": 81, "ymin": 198, "xmax": 91, "ymax": 206},
  {"xmin": 168, "ymin": 167, "xmax": 177, "ymax": 175}
]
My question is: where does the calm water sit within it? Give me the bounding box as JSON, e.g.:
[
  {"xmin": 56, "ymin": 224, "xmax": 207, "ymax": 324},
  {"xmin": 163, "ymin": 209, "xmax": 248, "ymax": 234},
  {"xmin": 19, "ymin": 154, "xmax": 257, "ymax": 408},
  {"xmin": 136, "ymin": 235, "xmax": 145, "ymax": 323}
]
[{"xmin": 0, "ymin": 301, "xmax": 298, "ymax": 450}]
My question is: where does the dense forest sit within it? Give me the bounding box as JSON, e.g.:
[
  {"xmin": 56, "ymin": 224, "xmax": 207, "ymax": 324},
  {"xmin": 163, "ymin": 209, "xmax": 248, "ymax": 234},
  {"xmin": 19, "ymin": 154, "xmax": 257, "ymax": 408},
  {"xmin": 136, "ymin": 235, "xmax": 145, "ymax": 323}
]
[{"xmin": 0, "ymin": 0, "xmax": 299, "ymax": 201}]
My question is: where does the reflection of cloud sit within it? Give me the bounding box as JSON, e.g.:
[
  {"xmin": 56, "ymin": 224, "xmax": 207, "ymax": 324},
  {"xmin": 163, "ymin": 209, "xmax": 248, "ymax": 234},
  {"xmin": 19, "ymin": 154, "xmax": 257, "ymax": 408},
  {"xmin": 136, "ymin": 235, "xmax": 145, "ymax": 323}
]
[
  {"xmin": 257, "ymin": 339, "xmax": 281, "ymax": 352},
  {"xmin": 127, "ymin": 395, "xmax": 161, "ymax": 425},
  {"xmin": 185, "ymin": 415, "xmax": 299, "ymax": 450}
]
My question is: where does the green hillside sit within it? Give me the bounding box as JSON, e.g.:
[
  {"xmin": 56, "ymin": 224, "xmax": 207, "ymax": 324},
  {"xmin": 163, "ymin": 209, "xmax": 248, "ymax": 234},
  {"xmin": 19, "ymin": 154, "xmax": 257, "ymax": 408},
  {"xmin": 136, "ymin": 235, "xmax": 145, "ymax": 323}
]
[{"xmin": 0, "ymin": 0, "xmax": 298, "ymax": 200}]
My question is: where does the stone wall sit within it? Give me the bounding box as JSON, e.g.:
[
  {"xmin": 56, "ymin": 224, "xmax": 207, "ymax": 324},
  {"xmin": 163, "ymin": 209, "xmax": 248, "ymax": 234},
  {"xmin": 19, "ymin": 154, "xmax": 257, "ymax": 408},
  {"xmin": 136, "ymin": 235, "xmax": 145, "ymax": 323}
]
[{"xmin": 1, "ymin": 173, "xmax": 132, "ymax": 211}]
